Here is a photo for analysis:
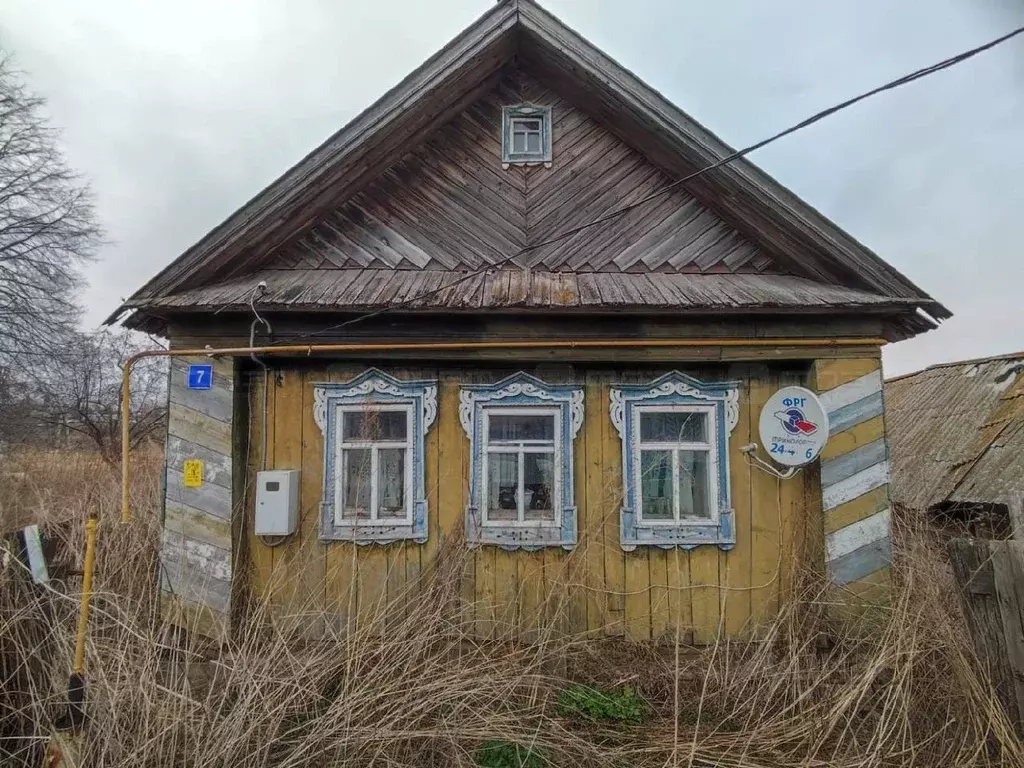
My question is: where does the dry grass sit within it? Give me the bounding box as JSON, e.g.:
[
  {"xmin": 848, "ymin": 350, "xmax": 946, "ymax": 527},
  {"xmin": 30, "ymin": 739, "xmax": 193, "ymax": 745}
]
[{"xmin": 1, "ymin": 450, "xmax": 1022, "ymax": 767}]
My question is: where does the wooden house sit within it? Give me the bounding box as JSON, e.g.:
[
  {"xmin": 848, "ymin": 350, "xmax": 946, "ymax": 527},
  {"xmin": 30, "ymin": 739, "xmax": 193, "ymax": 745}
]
[{"xmin": 108, "ymin": 0, "xmax": 949, "ymax": 642}]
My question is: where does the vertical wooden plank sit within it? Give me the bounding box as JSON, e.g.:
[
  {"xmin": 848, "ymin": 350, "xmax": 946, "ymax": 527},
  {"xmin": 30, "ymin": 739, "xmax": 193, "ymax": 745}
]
[
  {"xmin": 723, "ymin": 373, "xmax": 753, "ymax": 637},
  {"xmin": 990, "ymin": 540, "xmax": 1024, "ymax": 734},
  {"xmin": 297, "ymin": 370, "xmax": 326, "ymax": 636},
  {"xmin": 520, "ymin": 551, "xmax": 544, "ymax": 640},
  {"xmin": 600, "ymin": 374, "xmax": 626, "ymax": 635},
  {"xmin": 543, "ymin": 548, "xmax": 573, "ymax": 638},
  {"xmin": 624, "ymin": 550, "xmax": 651, "ymax": 641},
  {"xmin": 325, "ymin": 365, "xmax": 358, "ymax": 634},
  {"xmin": 649, "ymin": 547, "xmax": 670, "ymax": 642},
  {"xmin": 387, "ymin": 542, "xmax": 408, "ymax": 626},
  {"xmin": 476, "ymin": 544, "xmax": 497, "ymax": 640},
  {"xmin": 689, "ymin": 534, "xmax": 721, "ymax": 644},
  {"xmin": 435, "ymin": 372, "xmax": 474, "ymax": 632},
  {"xmin": 667, "ymin": 546, "xmax": 693, "ymax": 644},
  {"xmin": 948, "ymin": 539, "xmax": 1021, "ymax": 729},
  {"xmin": 563, "ymin": 381, "xmax": 588, "ymax": 636},
  {"xmin": 494, "ymin": 549, "xmax": 519, "ymax": 637},
  {"xmin": 584, "ymin": 372, "xmax": 607, "ymax": 632},
  {"xmin": 247, "ymin": 370, "xmax": 275, "ymax": 601},
  {"xmin": 268, "ymin": 370, "xmax": 304, "ymax": 620},
  {"xmin": 405, "ymin": 367, "xmax": 437, "ymax": 606},
  {"xmin": 357, "ymin": 546, "xmax": 388, "ymax": 632}
]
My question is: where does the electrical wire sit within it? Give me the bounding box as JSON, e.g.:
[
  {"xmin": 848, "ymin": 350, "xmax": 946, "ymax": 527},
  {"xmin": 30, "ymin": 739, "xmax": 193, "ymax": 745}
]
[{"xmin": 263, "ymin": 21, "xmax": 1024, "ymax": 346}]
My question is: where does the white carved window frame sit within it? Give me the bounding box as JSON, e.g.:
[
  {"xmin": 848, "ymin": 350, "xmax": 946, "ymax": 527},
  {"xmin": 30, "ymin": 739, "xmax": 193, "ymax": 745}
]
[
  {"xmin": 460, "ymin": 372, "xmax": 583, "ymax": 550},
  {"xmin": 501, "ymin": 104, "xmax": 553, "ymax": 168},
  {"xmin": 611, "ymin": 372, "xmax": 740, "ymax": 552},
  {"xmin": 314, "ymin": 369, "xmax": 437, "ymax": 544}
]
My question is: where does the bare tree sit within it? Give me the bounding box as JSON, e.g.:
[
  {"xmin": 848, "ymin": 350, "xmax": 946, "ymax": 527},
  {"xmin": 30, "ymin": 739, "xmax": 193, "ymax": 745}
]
[
  {"xmin": 22, "ymin": 330, "xmax": 167, "ymax": 462},
  {"xmin": 0, "ymin": 54, "xmax": 101, "ymax": 367}
]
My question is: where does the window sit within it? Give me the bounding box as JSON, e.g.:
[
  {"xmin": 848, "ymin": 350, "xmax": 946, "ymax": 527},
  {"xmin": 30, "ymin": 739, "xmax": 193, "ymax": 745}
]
[
  {"xmin": 336, "ymin": 405, "xmax": 411, "ymax": 523},
  {"xmin": 483, "ymin": 409, "xmax": 558, "ymax": 525},
  {"xmin": 461, "ymin": 373, "xmax": 583, "ymax": 550},
  {"xmin": 314, "ymin": 369, "xmax": 437, "ymax": 544},
  {"xmin": 502, "ymin": 105, "xmax": 552, "ymax": 167},
  {"xmin": 611, "ymin": 372, "xmax": 740, "ymax": 551},
  {"xmin": 636, "ymin": 409, "xmax": 715, "ymax": 525}
]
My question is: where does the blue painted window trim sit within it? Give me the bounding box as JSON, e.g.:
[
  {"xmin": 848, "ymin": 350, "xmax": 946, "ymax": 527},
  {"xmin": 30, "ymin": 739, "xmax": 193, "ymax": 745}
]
[
  {"xmin": 611, "ymin": 372, "xmax": 741, "ymax": 552},
  {"xmin": 501, "ymin": 104, "xmax": 553, "ymax": 166},
  {"xmin": 314, "ymin": 369, "xmax": 437, "ymax": 544},
  {"xmin": 460, "ymin": 372, "xmax": 583, "ymax": 551}
]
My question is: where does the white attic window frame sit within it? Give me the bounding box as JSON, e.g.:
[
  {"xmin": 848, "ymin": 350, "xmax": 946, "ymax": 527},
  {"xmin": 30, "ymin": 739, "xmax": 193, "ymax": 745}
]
[{"xmin": 502, "ymin": 104, "xmax": 552, "ymax": 168}]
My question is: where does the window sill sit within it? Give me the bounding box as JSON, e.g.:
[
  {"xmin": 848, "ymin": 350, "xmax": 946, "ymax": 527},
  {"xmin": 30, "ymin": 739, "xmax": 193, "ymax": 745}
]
[
  {"xmin": 502, "ymin": 159, "xmax": 553, "ymax": 169},
  {"xmin": 321, "ymin": 499, "xmax": 428, "ymax": 545},
  {"xmin": 621, "ymin": 506, "xmax": 735, "ymax": 552},
  {"xmin": 467, "ymin": 505, "xmax": 577, "ymax": 551}
]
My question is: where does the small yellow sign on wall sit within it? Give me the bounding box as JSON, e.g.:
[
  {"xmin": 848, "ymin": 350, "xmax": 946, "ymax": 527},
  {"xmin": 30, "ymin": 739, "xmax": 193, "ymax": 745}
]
[{"xmin": 182, "ymin": 459, "xmax": 204, "ymax": 488}]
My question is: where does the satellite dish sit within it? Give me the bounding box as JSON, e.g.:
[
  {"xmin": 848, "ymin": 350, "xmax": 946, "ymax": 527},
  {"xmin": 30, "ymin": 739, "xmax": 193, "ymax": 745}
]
[{"xmin": 758, "ymin": 386, "xmax": 830, "ymax": 467}]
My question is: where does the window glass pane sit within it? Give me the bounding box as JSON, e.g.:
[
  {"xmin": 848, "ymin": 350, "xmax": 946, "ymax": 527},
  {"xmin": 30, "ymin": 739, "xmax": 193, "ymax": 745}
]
[
  {"xmin": 640, "ymin": 411, "xmax": 707, "ymax": 443},
  {"xmin": 512, "ymin": 132, "xmax": 527, "ymax": 154},
  {"xmin": 341, "ymin": 448, "xmax": 371, "ymax": 519},
  {"xmin": 515, "ymin": 118, "xmax": 542, "ymax": 132},
  {"xmin": 343, "ymin": 410, "xmax": 407, "ymax": 441},
  {"xmin": 487, "ymin": 453, "xmax": 519, "ymax": 521},
  {"xmin": 678, "ymin": 450, "xmax": 712, "ymax": 520},
  {"xmin": 377, "ymin": 448, "xmax": 406, "ymax": 518},
  {"xmin": 488, "ymin": 413, "xmax": 555, "ymax": 442},
  {"xmin": 526, "ymin": 132, "xmax": 541, "ymax": 154},
  {"xmin": 523, "ymin": 451, "xmax": 555, "ymax": 521},
  {"xmin": 640, "ymin": 450, "xmax": 674, "ymax": 521}
]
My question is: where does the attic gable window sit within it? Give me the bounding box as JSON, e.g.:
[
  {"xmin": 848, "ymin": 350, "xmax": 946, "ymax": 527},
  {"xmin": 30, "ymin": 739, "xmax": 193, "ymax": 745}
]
[{"xmin": 502, "ymin": 105, "xmax": 552, "ymax": 168}]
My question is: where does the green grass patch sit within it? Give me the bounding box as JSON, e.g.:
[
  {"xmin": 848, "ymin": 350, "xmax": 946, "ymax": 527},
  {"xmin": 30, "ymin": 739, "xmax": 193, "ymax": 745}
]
[
  {"xmin": 474, "ymin": 740, "xmax": 547, "ymax": 768},
  {"xmin": 556, "ymin": 684, "xmax": 645, "ymax": 723}
]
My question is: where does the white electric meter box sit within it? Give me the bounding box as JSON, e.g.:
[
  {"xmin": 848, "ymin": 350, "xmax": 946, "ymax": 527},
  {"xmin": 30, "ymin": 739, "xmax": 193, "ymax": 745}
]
[{"xmin": 255, "ymin": 470, "xmax": 300, "ymax": 535}]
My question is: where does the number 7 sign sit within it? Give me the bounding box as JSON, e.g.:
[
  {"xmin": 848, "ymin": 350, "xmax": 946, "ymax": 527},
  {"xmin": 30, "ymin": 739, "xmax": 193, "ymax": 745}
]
[{"xmin": 187, "ymin": 364, "xmax": 214, "ymax": 390}]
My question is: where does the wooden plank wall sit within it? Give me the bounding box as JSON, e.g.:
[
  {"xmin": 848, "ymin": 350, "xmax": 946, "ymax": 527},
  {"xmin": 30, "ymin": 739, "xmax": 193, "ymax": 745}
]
[
  {"xmin": 244, "ymin": 359, "xmax": 825, "ymax": 642},
  {"xmin": 269, "ymin": 68, "xmax": 774, "ymax": 276},
  {"xmin": 160, "ymin": 355, "xmax": 235, "ymax": 640},
  {"xmin": 814, "ymin": 358, "xmax": 892, "ymax": 608}
]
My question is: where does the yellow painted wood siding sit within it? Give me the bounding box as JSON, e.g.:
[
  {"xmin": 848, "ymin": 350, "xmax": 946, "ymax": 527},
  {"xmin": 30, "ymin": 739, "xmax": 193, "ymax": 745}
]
[{"xmin": 244, "ymin": 361, "xmax": 834, "ymax": 642}]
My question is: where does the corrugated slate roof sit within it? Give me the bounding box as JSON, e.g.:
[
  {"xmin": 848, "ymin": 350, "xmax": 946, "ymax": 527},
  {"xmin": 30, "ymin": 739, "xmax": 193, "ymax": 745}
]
[{"xmin": 886, "ymin": 353, "xmax": 1024, "ymax": 510}]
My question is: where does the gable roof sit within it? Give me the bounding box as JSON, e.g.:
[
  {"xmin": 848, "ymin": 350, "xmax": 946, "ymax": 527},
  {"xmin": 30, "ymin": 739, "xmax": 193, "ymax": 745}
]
[
  {"xmin": 108, "ymin": 0, "xmax": 949, "ymax": 333},
  {"xmin": 886, "ymin": 352, "xmax": 1024, "ymax": 510}
]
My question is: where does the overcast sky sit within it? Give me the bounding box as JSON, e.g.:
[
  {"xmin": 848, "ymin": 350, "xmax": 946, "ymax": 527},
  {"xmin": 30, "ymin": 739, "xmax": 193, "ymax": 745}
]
[{"xmin": 2, "ymin": 0, "xmax": 1022, "ymax": 376}]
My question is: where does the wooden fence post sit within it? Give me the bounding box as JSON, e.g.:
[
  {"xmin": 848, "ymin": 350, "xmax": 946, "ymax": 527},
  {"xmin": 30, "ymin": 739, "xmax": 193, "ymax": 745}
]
[
  {"xmin": 947, "ymin": 538, "xmax": 1024, "ymax": 733},
  {"xmin": 1009, "ymin": 493, "xmax": 1024, "ymax": 542}
]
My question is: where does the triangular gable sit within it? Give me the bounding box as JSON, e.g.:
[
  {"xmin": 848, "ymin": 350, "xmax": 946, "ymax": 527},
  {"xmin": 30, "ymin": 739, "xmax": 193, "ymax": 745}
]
[
  {"xmin": 110, "ymin": 0, "xmax": 948, "ymax": 322},
  {"xmin": 267, "ymin": 69, "xmax": 776, "ymax": 276}
]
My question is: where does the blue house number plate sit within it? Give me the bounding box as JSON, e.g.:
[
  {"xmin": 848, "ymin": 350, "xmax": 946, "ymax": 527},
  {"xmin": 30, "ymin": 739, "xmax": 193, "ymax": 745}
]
[{"xmin": 187, "ymin": 363, "xmax": 214, "ymax": 390}]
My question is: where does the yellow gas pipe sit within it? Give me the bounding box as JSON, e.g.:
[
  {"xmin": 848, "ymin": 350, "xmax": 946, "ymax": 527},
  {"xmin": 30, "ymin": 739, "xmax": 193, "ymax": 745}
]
[{"xmin": 71, "ymin": 518, "xmax": 97, "ymax": 676}]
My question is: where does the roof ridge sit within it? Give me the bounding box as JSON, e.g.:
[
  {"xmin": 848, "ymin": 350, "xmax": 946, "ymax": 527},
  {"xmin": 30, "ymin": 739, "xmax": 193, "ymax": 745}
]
[{"xmin": 886, "ymin": 350, "xmax": 1024, "ymax": 383}]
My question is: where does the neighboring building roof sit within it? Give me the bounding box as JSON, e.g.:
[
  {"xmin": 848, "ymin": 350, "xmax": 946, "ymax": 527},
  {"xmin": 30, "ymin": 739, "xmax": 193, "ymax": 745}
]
[
  {"xmin": 107, "ymin": 0, "xmax": 949, "ymax": 335},
  {"xmin": 886, "ymin": 352, "xmax": 1024, "ymax": 510}
]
